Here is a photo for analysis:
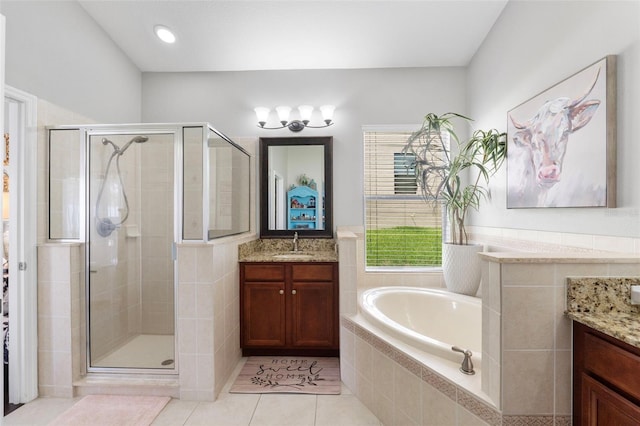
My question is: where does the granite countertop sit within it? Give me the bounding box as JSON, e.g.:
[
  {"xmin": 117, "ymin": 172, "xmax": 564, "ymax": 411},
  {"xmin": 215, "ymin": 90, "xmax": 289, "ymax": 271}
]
[
  {"xmin": 566, "ymin": 277, "xmax": 640, "ymax": 349},
  {"xmin": 240, "ymin": 250, "xmax": 338, "ymax": 262},
  {"xmin": 238, "ymin": 238, "xmax": 338, "ymax": 263}
]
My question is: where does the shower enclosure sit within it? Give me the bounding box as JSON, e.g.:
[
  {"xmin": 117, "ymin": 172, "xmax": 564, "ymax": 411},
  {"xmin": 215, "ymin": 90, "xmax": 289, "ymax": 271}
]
[{"xmin": 48, "ymin": 124, "xmax": 250, "ymax": 373}]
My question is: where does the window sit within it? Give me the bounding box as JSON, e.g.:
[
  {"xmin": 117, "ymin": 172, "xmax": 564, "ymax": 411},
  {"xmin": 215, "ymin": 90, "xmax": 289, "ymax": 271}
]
[
  {"xmin": 393, "ymin": 153, "xmax": 417, "ymax": 195},
  {"xmin": 364, "ymin": 129, "xmax": 446, "ymax": 268}
]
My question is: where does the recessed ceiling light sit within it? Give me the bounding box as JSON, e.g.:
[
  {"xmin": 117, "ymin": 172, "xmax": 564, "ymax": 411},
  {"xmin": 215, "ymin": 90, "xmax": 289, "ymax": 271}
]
[{"xmin": 154, "ymin": 25, "xmax": 176, "ymax": 44}]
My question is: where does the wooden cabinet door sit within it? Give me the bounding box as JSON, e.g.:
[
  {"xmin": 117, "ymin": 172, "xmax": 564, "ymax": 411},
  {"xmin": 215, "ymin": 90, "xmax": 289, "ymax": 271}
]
[
  {"xmin": 290, "ymin": 281, "xmax": 336, "ymax": 348},
  {"xmin": 242, "ymin": 282, "xmax": 286, "ymax": 347},
  {"xmin": 582, "ymin": 373, "xmax": 640, "ymax": 426}
]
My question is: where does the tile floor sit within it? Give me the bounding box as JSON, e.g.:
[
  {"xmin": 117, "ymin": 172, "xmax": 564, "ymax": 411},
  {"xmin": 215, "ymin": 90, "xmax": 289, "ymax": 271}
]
[{"xmin": 4, "ymin": 359, "xmax": 381, "ymax": 426}]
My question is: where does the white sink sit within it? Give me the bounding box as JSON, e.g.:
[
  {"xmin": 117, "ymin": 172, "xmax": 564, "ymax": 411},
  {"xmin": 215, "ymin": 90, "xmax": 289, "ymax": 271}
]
[{"xmin": 272, "ymin": 253, "xmax": 313, "ymax": 260}]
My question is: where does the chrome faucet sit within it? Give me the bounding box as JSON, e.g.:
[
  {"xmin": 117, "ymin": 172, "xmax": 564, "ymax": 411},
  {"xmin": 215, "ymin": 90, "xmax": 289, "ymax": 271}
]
[
  {"xmin": 293, "ymin": 232, "xmax": 299, "ymax": 252},
  {"xmin": 452, "ymin": 346, "xmax": 475, "ymax": 375}
]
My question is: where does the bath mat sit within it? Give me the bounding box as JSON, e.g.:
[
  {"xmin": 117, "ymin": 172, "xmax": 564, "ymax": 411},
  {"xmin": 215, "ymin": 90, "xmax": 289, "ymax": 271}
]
[
  {"xmin": 230, "ymin": 356, "xmax": 341, "ymax": 395},
  {"xmin": 48, "ymin": 395, "xmax": 170, "ymax": 426}
]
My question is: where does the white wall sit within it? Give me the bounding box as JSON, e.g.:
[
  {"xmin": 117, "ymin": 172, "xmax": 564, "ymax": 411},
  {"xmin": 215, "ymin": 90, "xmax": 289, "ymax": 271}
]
[
  {"xmin": 0, "ymin": 1, "xmax": 141, "ymax": 123},
  {"xmin": 142, "ymin": 67, "xmax": 467, "ymax": 229},
  {"xmin": 468, "ymin": 0, "xmax": 640, "ymax": 238},
  {"xmin": 11, "ymin": 1, "xmax": 633, "ymax": 240}
]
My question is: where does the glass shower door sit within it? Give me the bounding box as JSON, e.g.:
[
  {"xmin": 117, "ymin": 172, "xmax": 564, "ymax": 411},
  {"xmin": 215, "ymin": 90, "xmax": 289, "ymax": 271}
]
[{"xmin": 87, "ymin": 132, "xmax": 176, "ymax": 371}]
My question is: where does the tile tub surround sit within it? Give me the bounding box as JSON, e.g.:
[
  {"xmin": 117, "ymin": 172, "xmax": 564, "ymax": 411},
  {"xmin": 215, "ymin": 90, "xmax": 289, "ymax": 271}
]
[
  {"xmin": 340, "ymin": 316, "xmax": 501, "ymax": 426},
  {"xmin": 566, "ymin": 276, "xmax": 640, "ymax": 348},
  {"xmin": 342, "ymin": 315, "xmax": 573, "ymax": 426},
  {"xmin": 238, "ymin": 238, "xmax": 338, "ymax": 262},
  {"xmin": 469, "ymin": 226, "xmax": 640, "ymax": 255},
  {"xmin": 480, "ymin": 252, "xmax": 640, "ymax": 423}
]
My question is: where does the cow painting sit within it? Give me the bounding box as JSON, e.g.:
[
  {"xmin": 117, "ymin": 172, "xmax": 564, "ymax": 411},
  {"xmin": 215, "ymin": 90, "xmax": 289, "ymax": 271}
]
[{"xmin": 507, "ymin": 58, "xmax": 614, "ymax": 208}]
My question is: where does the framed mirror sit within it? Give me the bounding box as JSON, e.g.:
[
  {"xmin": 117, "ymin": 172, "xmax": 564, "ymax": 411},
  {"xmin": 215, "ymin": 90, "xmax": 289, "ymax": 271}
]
[{"xmin": 260, "ymin": 136, "xmax": 333, "ymax": 238}]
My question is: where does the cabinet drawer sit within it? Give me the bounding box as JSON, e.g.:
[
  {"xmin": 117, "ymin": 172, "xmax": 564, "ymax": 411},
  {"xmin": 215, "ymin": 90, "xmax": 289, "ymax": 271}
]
[
  {"xmin": 582, "ymin": 373, "xmax": 640, "ymax": 425},
  {"xmin": 584, "ymin": 332, "xmax": 640, "ymax": 402},
  {"xmin": 243, "ymin": 264, "xmax": 286, "ymax": 281},
  {"xmin": 292, "ymin": 264, "xmax": 334, "ymax": 281}
]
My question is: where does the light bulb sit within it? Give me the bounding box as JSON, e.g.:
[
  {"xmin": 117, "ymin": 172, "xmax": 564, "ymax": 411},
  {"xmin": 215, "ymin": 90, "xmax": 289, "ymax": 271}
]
[
  {"xmin": 320, "ymin": 105, "xmax": 335, "ymax": 124},
  {"xmin": 298, "ymin": 105, "xmax": 314, "ymax": 124},
  {"xmin": 254, "ymin": 107, "xmax": 270, "ymax": 127},
  {"xmin": 276, "ymin": 106, "xmax": 292, "ymax": 125}
]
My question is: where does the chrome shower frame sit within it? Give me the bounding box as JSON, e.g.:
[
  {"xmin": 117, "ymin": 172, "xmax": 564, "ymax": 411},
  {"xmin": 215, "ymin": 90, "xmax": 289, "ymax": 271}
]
[{"xmin": 83, "ymin": 124, "xmax": 182, "ymax": 376}]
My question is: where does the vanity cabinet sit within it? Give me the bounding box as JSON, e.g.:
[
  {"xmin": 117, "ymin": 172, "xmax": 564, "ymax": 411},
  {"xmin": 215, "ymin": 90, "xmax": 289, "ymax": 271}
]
[
  {"xmin": 573, "ymin": 322, "xmax": 640, "ymax": 425},
  {"xmin": 240, "ymin": 262, "xmax": 338, "ymax": 356}
]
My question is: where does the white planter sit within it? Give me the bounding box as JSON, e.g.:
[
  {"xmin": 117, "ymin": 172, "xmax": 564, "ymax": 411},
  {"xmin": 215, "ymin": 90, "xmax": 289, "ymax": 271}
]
[{"xmin": 442, "ymin": 243, "xmax": 483, "ymax": 296}]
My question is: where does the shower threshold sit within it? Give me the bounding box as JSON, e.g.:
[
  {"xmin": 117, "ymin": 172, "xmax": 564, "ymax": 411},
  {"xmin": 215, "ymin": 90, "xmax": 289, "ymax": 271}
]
[{"xmin": 92, "ymin": 334, "xmax": 175, "ymax": 369}]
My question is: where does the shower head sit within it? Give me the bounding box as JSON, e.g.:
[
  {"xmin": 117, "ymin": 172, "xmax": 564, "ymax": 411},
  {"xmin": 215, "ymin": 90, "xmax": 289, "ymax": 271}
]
[
  {"xmin": 119, "ymin": 135, "xmax": 149, "ymax": 154},
  {"xmin": 131, "ymin": 135, "xmax": 149, "ymax": 144}
]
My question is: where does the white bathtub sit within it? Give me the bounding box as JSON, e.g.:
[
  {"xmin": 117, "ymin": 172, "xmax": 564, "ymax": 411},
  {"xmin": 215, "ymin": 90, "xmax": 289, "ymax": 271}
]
[{"xmin": 359, "ymin": 286, "xmax": 481, "ymax": 364}]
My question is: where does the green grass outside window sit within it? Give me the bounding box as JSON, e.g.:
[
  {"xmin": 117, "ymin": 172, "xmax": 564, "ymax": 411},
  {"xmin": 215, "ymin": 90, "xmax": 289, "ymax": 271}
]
[{"xmin": 366, "ymin": 226, "xmax": 442, "ymax": 267}]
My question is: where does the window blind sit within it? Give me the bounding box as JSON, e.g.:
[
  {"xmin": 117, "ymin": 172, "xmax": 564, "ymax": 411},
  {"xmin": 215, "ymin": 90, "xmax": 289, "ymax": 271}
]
[{"xmin": 364, "ymin": 130, "xmax": 446, "ymax": 268}]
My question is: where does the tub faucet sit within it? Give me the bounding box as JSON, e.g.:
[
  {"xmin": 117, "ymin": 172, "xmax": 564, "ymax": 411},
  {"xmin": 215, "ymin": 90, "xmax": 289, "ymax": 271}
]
[
  {"xmin": 451, "ymin": 346, "xmax": 475, "ymax": 375},
  {"xmin": 293, "ymin": 232, "xmax": 299, "ymax": 252}
]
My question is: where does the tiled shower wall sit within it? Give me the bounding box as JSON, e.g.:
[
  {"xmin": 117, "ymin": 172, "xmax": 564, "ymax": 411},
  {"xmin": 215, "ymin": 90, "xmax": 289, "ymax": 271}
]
[
  {"xmin": 37, "ymin": 99, "xmax": 96, "ymax": 243},
  {"xmin": 140, "ymin": 134, "xmax": 175, "ymax": 335},
  {"xmin": 210, "ymin": 145, "xmax": 233, "ymax": 231},
  {"xmin": 88, "ymin": 237, "xmax": 136, "ymax": 360}
]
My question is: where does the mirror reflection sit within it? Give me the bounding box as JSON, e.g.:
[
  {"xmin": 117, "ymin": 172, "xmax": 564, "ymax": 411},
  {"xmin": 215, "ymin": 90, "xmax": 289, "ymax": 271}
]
[
  {"xmin": 208, "ymin": 136, "xmax": 250, "ymax": 238},
  {"xmin": 260, "ymin": 137, "xmax": 333, "ymax": 238}
]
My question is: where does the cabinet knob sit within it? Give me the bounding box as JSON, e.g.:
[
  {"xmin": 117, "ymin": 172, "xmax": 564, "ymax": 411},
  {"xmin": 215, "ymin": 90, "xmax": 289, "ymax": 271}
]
[
  {"xmin": 292, "ymin": 289, "xmax": 297, "ymax": 295},
  {"xmin": 279, "ymin": 289, "xmax": 284, "ymax": 295}
]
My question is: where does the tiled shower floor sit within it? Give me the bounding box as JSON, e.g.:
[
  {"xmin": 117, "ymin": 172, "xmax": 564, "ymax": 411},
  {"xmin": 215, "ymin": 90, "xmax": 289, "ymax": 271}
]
[{"xmin": 92, "ymin": 334, "xmax": 175, "ymax": 369}]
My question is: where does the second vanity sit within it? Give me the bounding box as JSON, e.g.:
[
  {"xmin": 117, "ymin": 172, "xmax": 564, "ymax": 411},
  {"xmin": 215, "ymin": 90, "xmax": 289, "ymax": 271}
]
[
  {"xmin": 566, "ymin": 277, "xmax": 640, "ymax": 425},
  {"xmin": 238, "ymin": 238, "xmax": 339, "ymax": 356}
]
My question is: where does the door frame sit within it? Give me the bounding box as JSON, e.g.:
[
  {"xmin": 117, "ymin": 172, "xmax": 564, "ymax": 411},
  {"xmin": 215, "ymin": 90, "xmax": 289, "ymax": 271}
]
[{"xmin": 4, "ymin": 84, "xmax": 38, "ymax": 404}]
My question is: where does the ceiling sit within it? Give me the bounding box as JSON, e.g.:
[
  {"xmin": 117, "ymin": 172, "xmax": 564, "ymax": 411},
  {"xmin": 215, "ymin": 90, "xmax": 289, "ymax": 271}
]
[{"xmin": 78, "ymin": 0, "xmax": 509, "ymax": 73}]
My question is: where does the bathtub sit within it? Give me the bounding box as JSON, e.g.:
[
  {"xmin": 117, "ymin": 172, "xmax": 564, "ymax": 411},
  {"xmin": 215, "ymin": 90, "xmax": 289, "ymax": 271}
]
[{"xmin": 359, "ymin": 286, "xmax": 481, "ymax": 364}]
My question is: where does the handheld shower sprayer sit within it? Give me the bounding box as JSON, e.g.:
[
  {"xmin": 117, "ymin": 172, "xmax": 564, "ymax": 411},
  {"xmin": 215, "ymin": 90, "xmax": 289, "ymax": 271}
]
[
  {"xmin": 95, "ymin": 135, "xmax": 149, "ymax": 237},
  {"xmin": 101, "ymin": 135, "xmax": 148, "ymax": 156},
  {"xmin": 102, "ymin": 137, "xmax": 119, "ymax": 151}
]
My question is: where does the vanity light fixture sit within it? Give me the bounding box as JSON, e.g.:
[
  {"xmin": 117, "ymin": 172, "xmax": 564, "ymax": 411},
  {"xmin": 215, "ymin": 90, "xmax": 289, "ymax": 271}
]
[
  {"xmin": 254, "ymin": 105, "xmax": 335, "ymax": 132},
  {"xmin": 154, "ymin": 25, "xmax": 176, "ymax": 44}
]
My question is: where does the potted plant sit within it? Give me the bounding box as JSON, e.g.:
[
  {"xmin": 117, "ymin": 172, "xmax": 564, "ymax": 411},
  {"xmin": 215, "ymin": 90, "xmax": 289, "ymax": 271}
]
[{"xmin": 403, "ymin": 112, "xmax": 506, "ymax": 295}]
